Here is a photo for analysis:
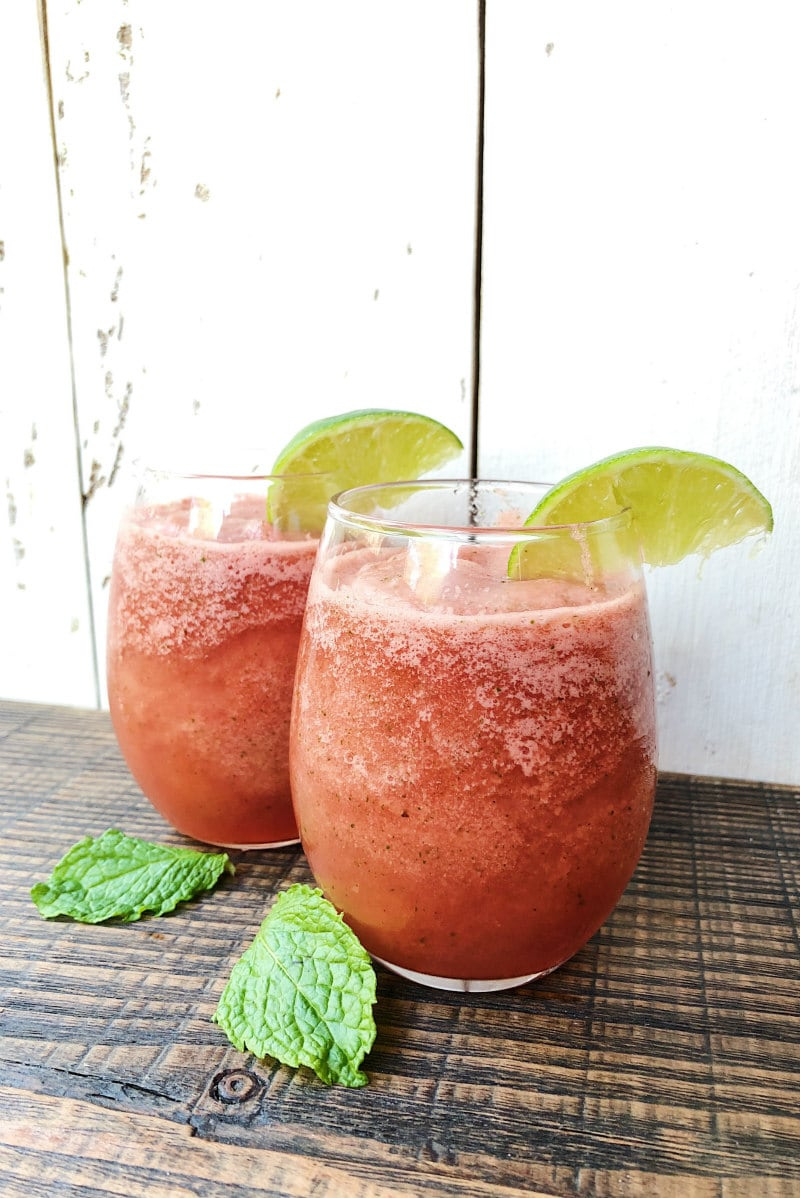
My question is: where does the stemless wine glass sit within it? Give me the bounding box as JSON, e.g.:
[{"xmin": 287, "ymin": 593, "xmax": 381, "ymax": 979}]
[
  {"xmin": 107, "ymin": 456, "xmax": 330, "ymax": 849},
  {"xmin": 289, "ymin": 479, "xmax": 658, "ymax": 991}
]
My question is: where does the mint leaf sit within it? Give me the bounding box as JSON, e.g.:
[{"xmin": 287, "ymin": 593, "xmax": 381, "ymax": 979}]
[
  {"xmin": 213, "ymin": 883, "xmax": 377, "ymax": 1088},
  {"xmin": 31, "ymin": 828, "xmax": 234, "ymax": 923}
]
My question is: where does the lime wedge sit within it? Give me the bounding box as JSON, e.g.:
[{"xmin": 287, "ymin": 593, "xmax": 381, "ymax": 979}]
[
  {"xmin": 510, "ymin": 446, "xmax": 773, "ymax": 578},
  {"xmin": 267, "ymin": 408, "xmax": 464, "ymax": 531}
]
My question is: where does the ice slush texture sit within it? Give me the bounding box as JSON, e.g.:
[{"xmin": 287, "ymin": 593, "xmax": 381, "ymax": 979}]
[
  {"xmin": 107, "ymin": 497, "xmax": 318, "ymax": 847},
  {"xmin": 290, "ymin": 545, "xmax": 657, "ymax": 981}
]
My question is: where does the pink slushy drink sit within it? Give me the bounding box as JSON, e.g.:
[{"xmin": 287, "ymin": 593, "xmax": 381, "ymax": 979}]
[
  {"xmin": 108, "ymin": 483, "xmax": 318, "ymax": 848},
  {"xmin": 290, "ymin": 481, "xmax": 657, "ymax": 988}
]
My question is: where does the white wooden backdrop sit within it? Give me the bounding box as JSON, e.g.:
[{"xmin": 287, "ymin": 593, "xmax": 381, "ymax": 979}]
[{"xmin": 2, "ymin": 1, "xmax": 798, "ymax": 786}]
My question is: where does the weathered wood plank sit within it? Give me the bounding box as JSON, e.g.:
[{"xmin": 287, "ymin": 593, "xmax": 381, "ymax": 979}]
[
  {"xmin": 1, "ymin": 1088, "xmax": 473, "ymax": 1198},
  {"xmin": 43, "ymin": 0, "xmax": 480, "ymax": 707},
  {"xmin": 0, "ymin": 5, "xmax": 97, "ymax": 708},
  {"xmin": 2, "ymin": 701, "xmax": 799, "ymax": 1195},
  {"xmin": 4, "ymin": 2, "xmax": 799, "ymax": 792},
  {"xmin": 478, "ymin": 1, "xmax": 800, "ymax": 784}
]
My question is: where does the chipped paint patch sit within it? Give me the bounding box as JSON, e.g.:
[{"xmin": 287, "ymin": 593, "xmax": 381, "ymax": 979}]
[
  {"xmin": 108, "ymin": 441, "xmax": 124, "ymax": 488},
  {"xmin": 65, "ymin": 55, "xmax": 90, "ymax": 85},
  {"xmin": 113, "ymin": 383, "xmax": 131, "ymax": 438},
  {"xmin": 83, "ymin": 459, "xmax": 105, "ymax": 507},
  {"xmin": 140, "ymin": 139, "xmax": 152, "ymax": 192}
]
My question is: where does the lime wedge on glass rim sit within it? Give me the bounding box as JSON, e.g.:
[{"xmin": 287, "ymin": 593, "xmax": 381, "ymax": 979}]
[
  {"xmin": 509, "ymin": 446, "xmax": 773, "ymax": 579},
  {"xmin": 267, "ymin": 408, "xmax": 464, "ymax": 531}
]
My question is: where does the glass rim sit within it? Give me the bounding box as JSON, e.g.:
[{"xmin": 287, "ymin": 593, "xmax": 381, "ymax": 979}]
[
  {"xmin": 135, "ymin": 458, "xmax": 334, "ymax": 484},
  {"xmin": 328, "ymin": 478, "xmax": 633, "ymax": 539}
]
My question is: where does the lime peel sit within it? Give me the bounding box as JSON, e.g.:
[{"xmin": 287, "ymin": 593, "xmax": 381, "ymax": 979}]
[
  {"xmin": 266, "ymin": 408, "xmax": 464, "ymax": 533},
  {"xmin": 510, "ymin": 445, "xmax": 773, "ymax": 578}
]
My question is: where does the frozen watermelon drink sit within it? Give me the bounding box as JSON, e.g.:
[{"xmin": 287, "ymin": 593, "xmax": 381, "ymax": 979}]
[
  {"xmin": 107, "ymin": 463, "xmax": 323, "ymax": 848},
  {"xmin": 107, "ymin": 412, "xmax": 464, "ymax": 850},
  {"xmin": 290, "ymin": 480, "xmax": 658, "ymax": 990}
]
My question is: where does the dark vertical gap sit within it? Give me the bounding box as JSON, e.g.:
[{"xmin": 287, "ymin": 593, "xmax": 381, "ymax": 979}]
[
  {"xmin": 470, "ymin": 0, "xmax": 487, "ymax": 484},
  {"xmin": 37, "ymin": 0, "xmax": 102, "ymax": 708}
]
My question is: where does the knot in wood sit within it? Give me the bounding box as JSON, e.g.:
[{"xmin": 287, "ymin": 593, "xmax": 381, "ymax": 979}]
[{"xmin": 210, "ymin": 1068, "xmax": 261, "ymax": 1105}]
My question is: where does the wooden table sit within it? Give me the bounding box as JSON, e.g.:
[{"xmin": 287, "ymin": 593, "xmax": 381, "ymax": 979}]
[{"xmin": 1, "ymin": 700, "xmax": 798, "ymax": 1197}]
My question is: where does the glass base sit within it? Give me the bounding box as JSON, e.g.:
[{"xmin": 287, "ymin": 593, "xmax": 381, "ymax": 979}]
[
  {"xmin": 214, "ymin": 836, "xmax": 300, "ymax": 851},
  {"xmin": 372, "ymin": 954, "xmax": 562, "ymax": 993}
]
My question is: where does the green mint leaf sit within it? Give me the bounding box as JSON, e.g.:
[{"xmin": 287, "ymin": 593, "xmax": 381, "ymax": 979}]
[
  {"xmin": 30, "ymin": 828, "xmax": 234, "ymax": 923},
  {"xmin": 213, "ymin": 883, "xmax": 377, "ymax": 1088}
]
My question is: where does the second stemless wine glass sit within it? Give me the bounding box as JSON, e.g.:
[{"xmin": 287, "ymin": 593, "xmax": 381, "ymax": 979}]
[
  {"xmin": 107, "ymin": 456, "xmax": 330, "ymax": 849},
  {"xmin": 290, "ymin": 479, "xmax": 658, "ymax": 991}
]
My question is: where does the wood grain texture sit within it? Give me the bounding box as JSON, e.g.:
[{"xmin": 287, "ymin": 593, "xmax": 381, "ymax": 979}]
[{"xmin": 1, "ymin": 701, "xmax": 799, "ymax": 1197}]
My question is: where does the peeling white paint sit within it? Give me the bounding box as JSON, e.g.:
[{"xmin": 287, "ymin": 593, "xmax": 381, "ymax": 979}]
[
  {"xmin": 655, "ymin": 671, "xmax": 677, "ymax": 706},
  {"xmin": 479, "ymin": 1, "xmax": 800, "ymax": 785},
  {"xmin": 0, "ymin": 0, "xmax": 97, "ymax": 707},
  {"xmin": 1, "ymin": 1, "xmax": 798, "ymax": 784}
]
